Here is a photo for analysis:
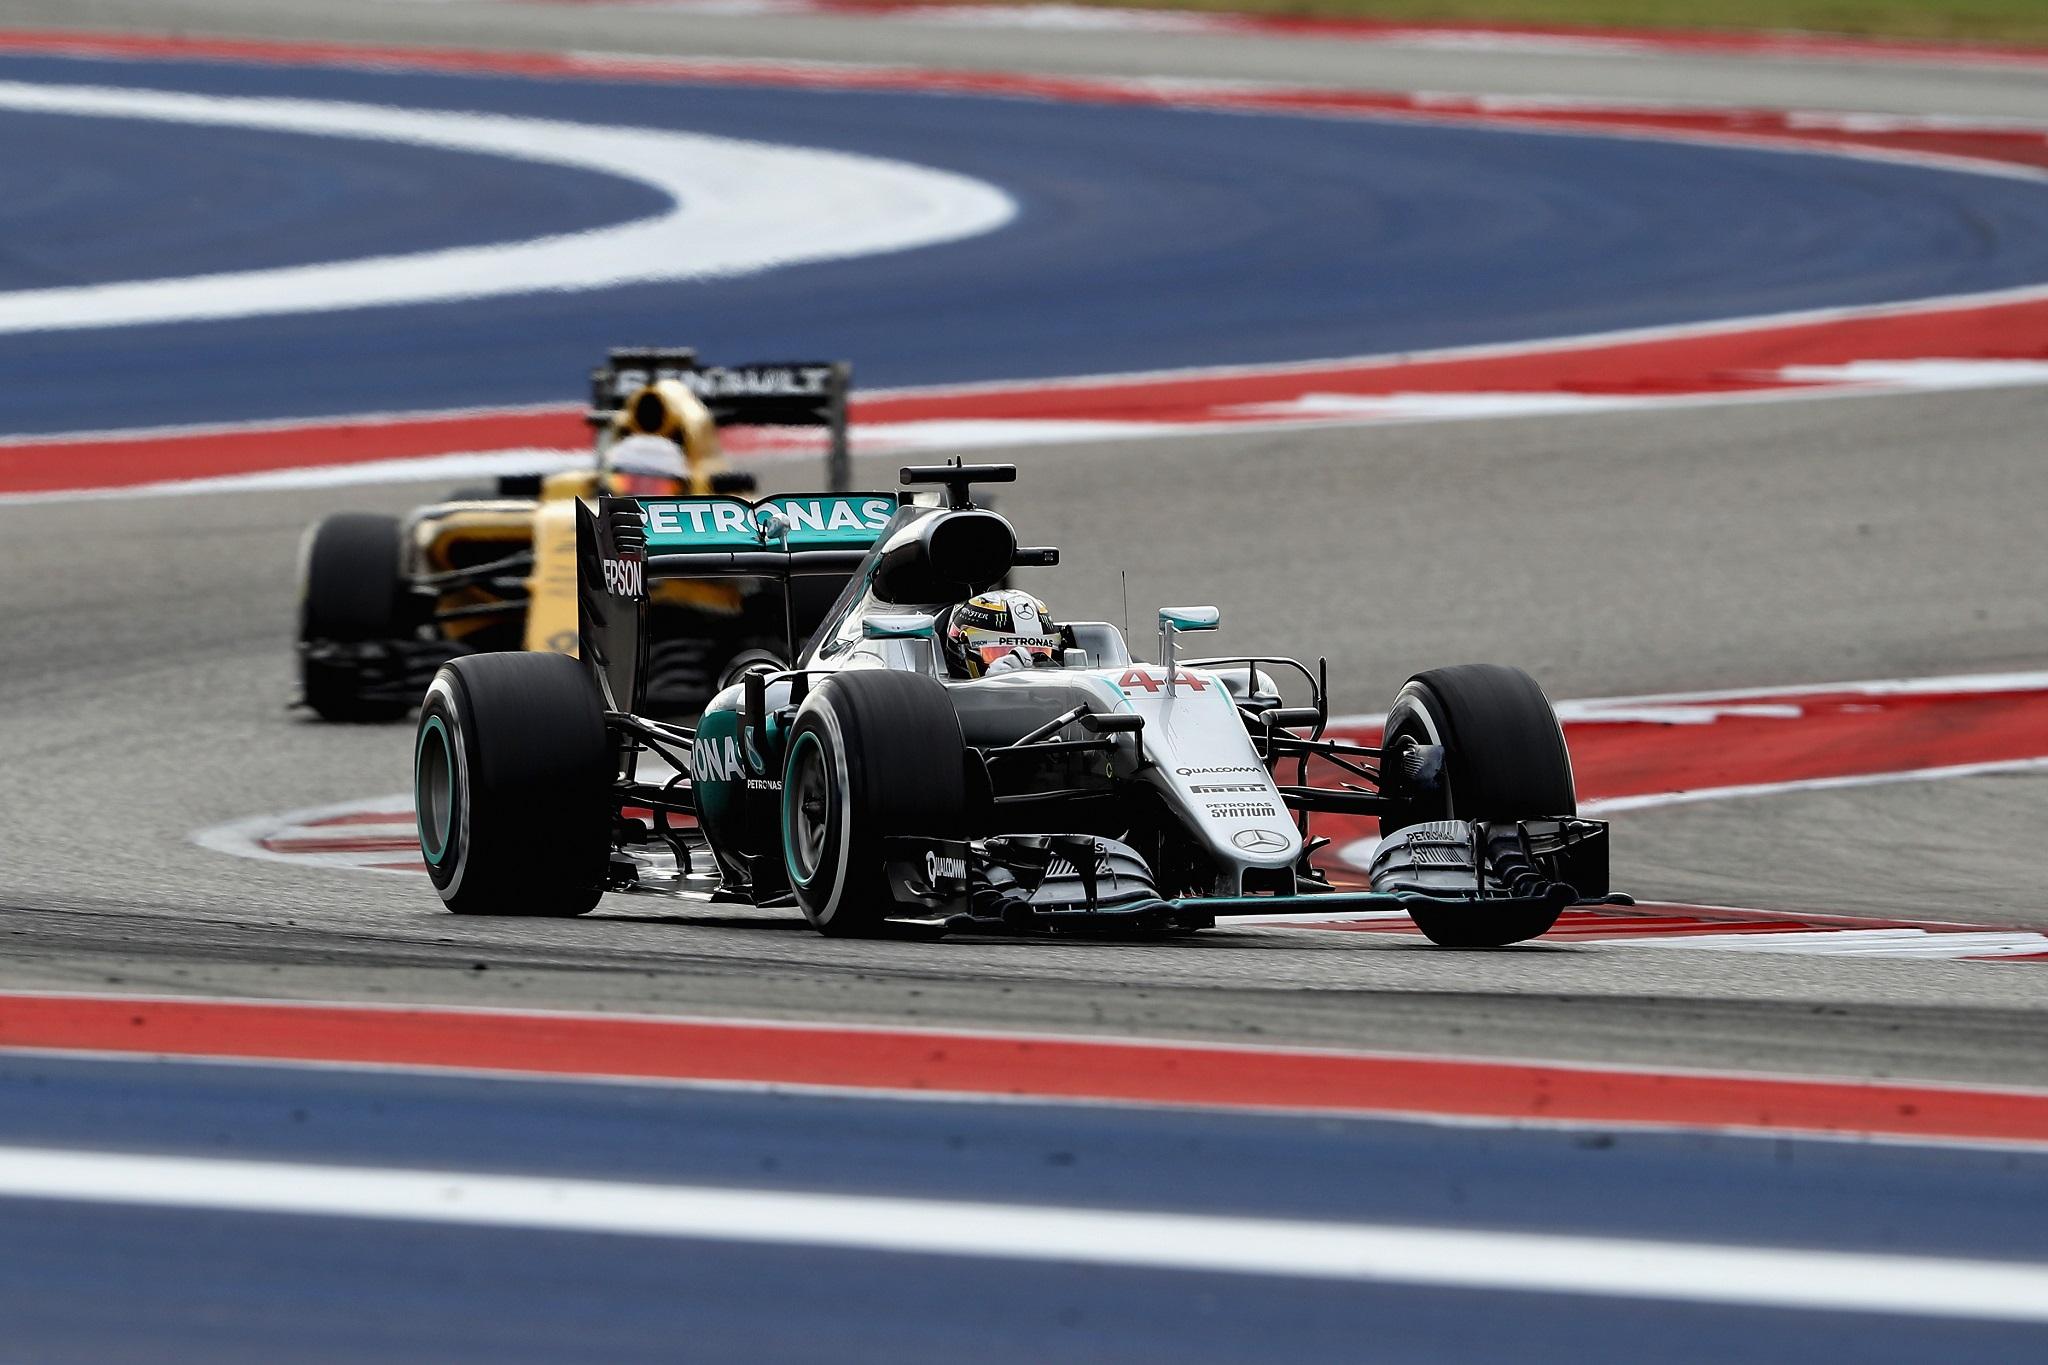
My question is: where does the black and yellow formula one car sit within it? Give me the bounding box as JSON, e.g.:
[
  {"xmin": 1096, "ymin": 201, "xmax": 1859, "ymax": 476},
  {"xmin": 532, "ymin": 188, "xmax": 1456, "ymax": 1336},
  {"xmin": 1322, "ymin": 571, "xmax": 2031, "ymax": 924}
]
[{"xmin": 294, "ymin": 349, "xmax": 852, "ymax": 721}]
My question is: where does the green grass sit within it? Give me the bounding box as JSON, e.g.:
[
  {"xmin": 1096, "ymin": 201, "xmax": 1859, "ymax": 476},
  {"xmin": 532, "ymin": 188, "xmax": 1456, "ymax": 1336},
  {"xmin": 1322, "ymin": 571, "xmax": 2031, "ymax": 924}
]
[{"xmin": 960, "ymin": 1, "xmax": 2048, "ymax": 45}]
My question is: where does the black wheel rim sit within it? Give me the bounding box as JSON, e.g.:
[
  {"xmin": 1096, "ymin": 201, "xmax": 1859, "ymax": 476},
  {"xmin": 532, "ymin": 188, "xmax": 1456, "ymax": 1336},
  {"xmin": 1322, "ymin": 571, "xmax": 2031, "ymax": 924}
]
[
  {"xmin": 416, "ymin": 715, "xmax": 456, "ymax": 865},
  {"xmin": 784, "ymin": 730, "xmax": 831, "ymax": 885}
]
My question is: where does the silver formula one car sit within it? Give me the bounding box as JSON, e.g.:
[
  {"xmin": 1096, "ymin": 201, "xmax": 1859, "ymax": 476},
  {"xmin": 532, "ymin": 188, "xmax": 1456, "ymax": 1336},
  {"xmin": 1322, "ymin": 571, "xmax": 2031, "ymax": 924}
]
[{"xmin": 410, "ymin": 462, "xmax": 1627, "ymax": 946}]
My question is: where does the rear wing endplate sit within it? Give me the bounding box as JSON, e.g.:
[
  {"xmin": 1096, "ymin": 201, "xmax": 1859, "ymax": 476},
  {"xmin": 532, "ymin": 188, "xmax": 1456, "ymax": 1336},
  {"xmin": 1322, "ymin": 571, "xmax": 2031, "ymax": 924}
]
[{"xmin": 577, "ymin": 492, "xmax": 900, "ymax": 711}]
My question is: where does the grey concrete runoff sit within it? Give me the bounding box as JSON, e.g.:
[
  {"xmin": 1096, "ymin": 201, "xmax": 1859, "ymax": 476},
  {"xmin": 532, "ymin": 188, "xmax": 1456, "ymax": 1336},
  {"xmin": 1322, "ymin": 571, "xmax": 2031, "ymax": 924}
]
[
  {"xmin": 3, "ymin": 0, "xmax": 2046, "ymax": 119},
  {"xmin": 4, "ymin": 388, "xmax": 2046, "ymax": 1085}
]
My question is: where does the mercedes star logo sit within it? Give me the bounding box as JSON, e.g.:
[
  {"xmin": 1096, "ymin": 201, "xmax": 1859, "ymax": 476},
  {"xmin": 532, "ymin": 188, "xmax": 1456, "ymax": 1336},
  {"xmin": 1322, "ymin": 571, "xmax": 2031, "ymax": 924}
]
[{"xmin": 1233, "ymin": 828, "xmax": 1290, "ymax": 853}]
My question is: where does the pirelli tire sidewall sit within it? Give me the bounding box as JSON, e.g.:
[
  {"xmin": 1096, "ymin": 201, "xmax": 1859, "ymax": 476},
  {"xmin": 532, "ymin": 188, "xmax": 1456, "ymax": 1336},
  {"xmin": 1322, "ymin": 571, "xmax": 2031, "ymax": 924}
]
[
  {"xmin": 782, "ymin": 671, "xmax": 967, "ymax": 936},
  {"xmin": 1380, "ymin": 664, "xmax": 1576, "ymax": 949},
  {"xmin": 415, "ymin": 653, "xmax": 610, "ymax": 916}
]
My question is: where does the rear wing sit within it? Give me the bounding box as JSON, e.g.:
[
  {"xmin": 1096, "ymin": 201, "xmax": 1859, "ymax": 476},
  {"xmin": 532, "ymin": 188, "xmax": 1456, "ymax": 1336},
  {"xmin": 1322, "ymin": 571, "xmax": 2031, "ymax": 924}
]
[
  {"xmin": 585, "ymin": 347, "xmax": 854, "ymax": 491},
  {"xmin": 576, "ymin": 491, "xmax": 900, "ymax": 712}
]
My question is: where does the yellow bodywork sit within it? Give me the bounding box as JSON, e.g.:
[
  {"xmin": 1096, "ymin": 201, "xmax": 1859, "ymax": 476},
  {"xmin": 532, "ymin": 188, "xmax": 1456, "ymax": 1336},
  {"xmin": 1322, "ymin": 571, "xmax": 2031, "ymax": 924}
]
[
  {"xmin": 410, "ymin": 382, "xmax": 745, "ymax": 656},
  {"xmin": 521, "ymin": 489, "xmax": 585, "ymax": 654}
]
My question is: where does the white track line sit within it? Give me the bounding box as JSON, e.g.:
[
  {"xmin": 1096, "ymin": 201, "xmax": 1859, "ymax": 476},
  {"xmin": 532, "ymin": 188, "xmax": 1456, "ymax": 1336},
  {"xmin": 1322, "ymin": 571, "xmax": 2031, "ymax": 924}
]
[
  {"xmin": 0, "ymin": 399, "xmax": 577, "ymax": 449},
  {"xmin": 1328, "ymin": 666, "xmax": 2048, "ymax": 730},
  {"xmin": 1603, "ymin": 929, "xmax": 2048, "ymax": 958},
  {"xmin": 0, "ymin": 82, "xmax": 1014, "ymax": 334},
  {"xmin": 1583, "ymin": 756, "xmax": 2048, "ymax": 816},
  {"xmin": 1336, "ymin": 759, "xmax": 2048, "ymax": 877},
  {"xmin": 191, "ymin": 793, "xmax": 418, "ymax": 872},
  {"xmin": 2, "ymin": 1145, "xmax": 2046, "ymax": 1319}
]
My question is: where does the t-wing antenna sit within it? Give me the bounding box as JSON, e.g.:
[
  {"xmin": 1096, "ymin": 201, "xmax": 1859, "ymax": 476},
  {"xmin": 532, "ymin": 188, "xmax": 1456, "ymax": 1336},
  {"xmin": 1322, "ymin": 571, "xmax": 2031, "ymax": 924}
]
[{"xmin": 900, "ymin": 458, "xmax": 1018, "ymax": 510}]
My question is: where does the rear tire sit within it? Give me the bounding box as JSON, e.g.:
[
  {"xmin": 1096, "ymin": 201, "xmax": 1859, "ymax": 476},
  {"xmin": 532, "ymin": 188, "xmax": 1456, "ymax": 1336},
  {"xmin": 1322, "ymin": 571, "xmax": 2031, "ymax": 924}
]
[
  {"xmin": 1379, "ymin": 664, "xmax": 1576, "ymax": 948},
  {"xmin": 782, "ymin": 671, "xmax": 967, "ymax": 936},
  {"xmin": 415, "ymin": 652, "xmax": 611, "ymax": 916},
  {"xmin": 299, "ymin": 513, "xmax": 409, "ymax": 722}
]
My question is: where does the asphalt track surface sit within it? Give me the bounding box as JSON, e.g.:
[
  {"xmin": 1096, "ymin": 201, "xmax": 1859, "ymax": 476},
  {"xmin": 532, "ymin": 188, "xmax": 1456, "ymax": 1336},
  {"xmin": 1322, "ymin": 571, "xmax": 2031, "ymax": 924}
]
[
  {"xmin": 6, "ymin": 390, "xmax": 2047, "ymax": 1081},
  {"xmin": 0, "ymin": 1, "xmax": 2046, "ymax": 1355},
  {"xmin": 0, "ymin": 0, "xmax": 2043, "ymax": 1082}
]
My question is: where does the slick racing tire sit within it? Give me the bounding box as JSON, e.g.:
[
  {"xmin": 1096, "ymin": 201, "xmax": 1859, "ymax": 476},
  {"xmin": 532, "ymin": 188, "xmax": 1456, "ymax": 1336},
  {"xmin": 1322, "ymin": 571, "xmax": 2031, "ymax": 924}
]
[
  {"xmin": 299, "ymin": 512, "xmax": 409, "ymax": 723},
  {"xmin": 415, "ymin": 652, "xmax": 611, "ymax": 916},
  {"xmin": 782, "ymin": 671, "xmax": 967, "ymax": 936},
  {"xmin": 1379, "ymin": 664, "xmax": 1576, "ymax": 948}
]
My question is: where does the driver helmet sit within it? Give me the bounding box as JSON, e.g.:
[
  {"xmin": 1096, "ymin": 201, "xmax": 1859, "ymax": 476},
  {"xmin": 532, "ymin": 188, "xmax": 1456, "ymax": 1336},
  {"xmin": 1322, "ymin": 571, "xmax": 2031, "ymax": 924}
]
[
  {"xmin": 941, "ymin": 590, "xmax": 1062, "ymax": 679},
  {"xmin": 602, "ymin": 433, "xmax": 689, "ymax": 497}
]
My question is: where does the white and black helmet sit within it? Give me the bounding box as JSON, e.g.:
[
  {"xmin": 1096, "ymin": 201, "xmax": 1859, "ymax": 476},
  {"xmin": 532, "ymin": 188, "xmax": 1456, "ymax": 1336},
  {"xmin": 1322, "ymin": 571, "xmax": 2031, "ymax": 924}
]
[
  {"xmin": 601, "ymin": 433, "xmax": 689, "ymax": 497},
  {"xmin": 940, "ymin": 590, "xmax": 1061, "ymax": 679}
]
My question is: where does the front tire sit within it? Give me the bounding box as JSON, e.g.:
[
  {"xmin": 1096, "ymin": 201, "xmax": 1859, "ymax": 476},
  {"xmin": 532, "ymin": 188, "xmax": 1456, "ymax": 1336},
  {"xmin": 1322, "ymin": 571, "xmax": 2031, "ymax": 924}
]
[
  {"xmin": 782, "ymin": 671, "xmax": 967, "ymax": 936},
  {"xmin": 1379, "ymin": 664, "xmax": 1576, "ymax": 948},
  {"xmin": 415, "ymin": 652, "xmax": 611, "ymax": 916},
  {"xmin": 299, "ymin": 512, "xmax": 409, "ymax": 722}
]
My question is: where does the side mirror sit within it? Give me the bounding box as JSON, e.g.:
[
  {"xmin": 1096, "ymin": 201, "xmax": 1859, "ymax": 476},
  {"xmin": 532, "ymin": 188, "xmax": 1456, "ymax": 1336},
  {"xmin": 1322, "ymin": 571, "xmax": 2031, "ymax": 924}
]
[
  {"xmin": 863, "ymin": 613, "xmax": 936, "ymax": 640},
  {"xmin": 1157, "ymin": 605, "xmax": 1220, "ymax": 696},
  {"xmin": 1159, "ymin": 605, "xmax": 1220, "ymax": 633},
  {"xmin": 753, "ymin": 506, "xmax": 791, "ymax": 548}
]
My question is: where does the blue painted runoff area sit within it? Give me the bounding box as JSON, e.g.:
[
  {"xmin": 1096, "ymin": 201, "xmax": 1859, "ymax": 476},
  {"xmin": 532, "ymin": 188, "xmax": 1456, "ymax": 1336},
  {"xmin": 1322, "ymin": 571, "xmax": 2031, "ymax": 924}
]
[
  {"xmin": 0, "ymin": 1052, "xmax": 2041, "ymax": 1362},
  {"xmin": 0, "ymin": 54, "xmax": 2044, "ymax": 432}
]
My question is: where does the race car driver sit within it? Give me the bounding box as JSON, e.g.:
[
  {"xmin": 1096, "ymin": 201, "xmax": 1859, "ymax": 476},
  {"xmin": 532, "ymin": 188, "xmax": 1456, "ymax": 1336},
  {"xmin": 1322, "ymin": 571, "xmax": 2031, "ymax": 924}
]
[
  {"xmin": 940, "ymin": 590, "xmax": 1063, "ymax": 678},
  {"xmin": 600, "ymin": 432, "xmax": 691, "ymax": 497}
]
